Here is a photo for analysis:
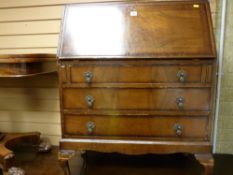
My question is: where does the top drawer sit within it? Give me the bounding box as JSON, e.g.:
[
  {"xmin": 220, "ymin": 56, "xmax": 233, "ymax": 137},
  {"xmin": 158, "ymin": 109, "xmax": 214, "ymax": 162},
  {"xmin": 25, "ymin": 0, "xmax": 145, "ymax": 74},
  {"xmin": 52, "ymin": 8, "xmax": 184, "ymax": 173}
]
[{"xmin": 60, "ymin": 61, "xmax": 212, "ymax": 84}]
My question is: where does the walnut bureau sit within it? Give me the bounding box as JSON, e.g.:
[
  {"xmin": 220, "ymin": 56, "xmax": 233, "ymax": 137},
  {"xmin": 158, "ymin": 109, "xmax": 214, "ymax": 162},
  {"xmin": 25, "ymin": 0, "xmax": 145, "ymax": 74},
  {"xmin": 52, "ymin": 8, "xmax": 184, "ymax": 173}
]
[{"xmin": 57, "ymin": 1, "xmax": 216, "ymax": 175}]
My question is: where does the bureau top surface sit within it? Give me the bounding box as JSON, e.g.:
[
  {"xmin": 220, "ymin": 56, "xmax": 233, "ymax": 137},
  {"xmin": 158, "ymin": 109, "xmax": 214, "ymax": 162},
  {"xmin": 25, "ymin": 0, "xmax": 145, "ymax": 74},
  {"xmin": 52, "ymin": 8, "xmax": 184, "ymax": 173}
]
[{"xmin": 58, "ymin": 0, "xmax": 216, "ymax": 59}]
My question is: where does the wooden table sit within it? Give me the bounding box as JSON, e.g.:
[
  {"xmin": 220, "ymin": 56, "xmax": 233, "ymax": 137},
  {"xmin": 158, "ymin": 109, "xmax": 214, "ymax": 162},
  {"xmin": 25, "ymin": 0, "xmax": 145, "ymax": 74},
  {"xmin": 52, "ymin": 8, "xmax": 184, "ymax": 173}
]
[{"xmin": 0, "ymin": 54, "xmax": 57, "ymax": 175}]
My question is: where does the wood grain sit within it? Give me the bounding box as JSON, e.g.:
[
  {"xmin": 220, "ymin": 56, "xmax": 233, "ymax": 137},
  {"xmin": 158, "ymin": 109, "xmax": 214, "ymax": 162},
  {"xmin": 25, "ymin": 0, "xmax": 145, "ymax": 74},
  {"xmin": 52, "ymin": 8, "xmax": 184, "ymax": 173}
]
[
  {"xmin": 58, "ymin": 1, "xmax": 216, "ymax": 163},
  {"xmin": 58, "ymin": 3, "xmax": 216, "ymax": 175},
  {"xmin": 69, "ymin": 60, "xmax": 207, "ymax": 84},
  {"xmin": 60, "ymin": 139, "xmax": 212, "ymax": 155},
  {"xmin": 0, "ymin": 0, "xmax": 218, "ymax": 148},
  {"xmin": 59, "ymin": 1, "xmax": 216, "ymax": 58},
  {"xmin": 64, "ymin": 115, "xmax": 208, "ymax": 139},
  {"xmin": 63, "ymin": 88, "xmax": 210, "ymax": 111}
]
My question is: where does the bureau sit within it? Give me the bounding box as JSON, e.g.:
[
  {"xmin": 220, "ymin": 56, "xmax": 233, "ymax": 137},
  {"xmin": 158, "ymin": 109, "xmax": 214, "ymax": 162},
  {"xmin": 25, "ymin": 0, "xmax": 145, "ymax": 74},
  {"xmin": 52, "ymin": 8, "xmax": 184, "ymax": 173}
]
[{"xmin": 57, "ymin": 1, "xmax": 216, "ymax": 175}]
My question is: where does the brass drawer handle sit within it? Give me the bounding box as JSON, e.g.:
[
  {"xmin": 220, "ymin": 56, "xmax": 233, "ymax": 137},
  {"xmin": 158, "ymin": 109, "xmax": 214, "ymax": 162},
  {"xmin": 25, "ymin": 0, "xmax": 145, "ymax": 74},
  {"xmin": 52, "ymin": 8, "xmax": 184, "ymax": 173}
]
[
  {"xmin": 84, "ymin": 71, "xmax": 93, "ymax": 83},
  {"xmin": 177, "ymin": 70, "xmax": 186, "ymax": 82},
  {"xmin": 86, "ymin": 121, "xmax": 95, "ymax": 135},
  {"xmin": 176, "ymin": 96, "xmax": 185, "ymax": 109},
  {"xmin": 85, "ymin": 95, "xmax": 95, "ymax": 108},
  {"xmin": 174, "ymin": 123, "xmax": 183, "ymax": 136}
]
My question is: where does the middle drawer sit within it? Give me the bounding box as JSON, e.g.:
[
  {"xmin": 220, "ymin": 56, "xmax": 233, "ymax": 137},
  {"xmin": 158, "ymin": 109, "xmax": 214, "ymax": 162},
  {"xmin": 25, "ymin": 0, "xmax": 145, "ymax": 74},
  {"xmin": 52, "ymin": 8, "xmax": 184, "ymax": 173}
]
[{"xmin": 62, "ymin": 88, "xmax": 210, "ymax": 111}]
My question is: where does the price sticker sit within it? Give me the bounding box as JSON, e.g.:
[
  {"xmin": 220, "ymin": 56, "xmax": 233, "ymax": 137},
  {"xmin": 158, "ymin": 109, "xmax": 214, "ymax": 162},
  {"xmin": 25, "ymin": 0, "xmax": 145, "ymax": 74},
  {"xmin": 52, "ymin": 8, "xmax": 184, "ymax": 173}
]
[{"xmin": 130, "ymin": 10, "xmax": 137, "ymax": 17}]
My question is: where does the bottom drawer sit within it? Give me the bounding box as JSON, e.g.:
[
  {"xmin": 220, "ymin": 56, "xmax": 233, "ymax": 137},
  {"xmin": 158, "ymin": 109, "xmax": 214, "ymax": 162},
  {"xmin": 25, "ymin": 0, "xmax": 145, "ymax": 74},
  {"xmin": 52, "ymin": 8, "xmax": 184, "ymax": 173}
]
[{"xmin": 63, "ymin": 115, "xmax": 208, "ymax": 139}]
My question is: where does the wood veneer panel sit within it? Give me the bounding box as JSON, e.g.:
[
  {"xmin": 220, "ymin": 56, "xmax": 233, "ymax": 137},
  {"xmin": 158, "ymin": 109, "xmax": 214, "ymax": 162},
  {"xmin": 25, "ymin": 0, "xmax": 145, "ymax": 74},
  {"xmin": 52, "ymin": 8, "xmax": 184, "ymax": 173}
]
[
  {"xmin": 63, "ymin": 88, "xmax": 210, "ymax": 111},
  {"xmin": 64, "ymin": 115, "xmax": 208, "ymax": 139},
  {"xmin": 59, "ymin": 1, "xmax": 216, "ymax": 58}
]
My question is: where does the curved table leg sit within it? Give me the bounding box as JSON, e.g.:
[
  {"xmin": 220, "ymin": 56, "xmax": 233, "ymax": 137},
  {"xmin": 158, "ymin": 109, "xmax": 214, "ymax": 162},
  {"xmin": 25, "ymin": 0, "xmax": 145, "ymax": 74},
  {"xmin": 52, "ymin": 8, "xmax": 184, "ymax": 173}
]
[
  {"xmin": 195, "ymin": 153, "xmax": 214, "ymax": 175},
  {"xmin": 0, "ymin": 132, "xmax": 41, "ymax": 174}
]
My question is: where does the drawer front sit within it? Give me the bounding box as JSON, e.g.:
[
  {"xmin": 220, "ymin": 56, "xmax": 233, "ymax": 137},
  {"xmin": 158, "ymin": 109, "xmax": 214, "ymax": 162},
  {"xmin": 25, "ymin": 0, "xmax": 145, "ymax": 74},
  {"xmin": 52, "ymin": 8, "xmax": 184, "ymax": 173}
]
[
  {"xmin": 63, "ymin": 115, "xmax": 208, "ymax": 139},
  {"xmin": 69, "ymin": 62, "xmax": 208, "ymax": 84},
  {"xmin": 63, "ymin": 88, "xmax": 210, "ymax": 111}
]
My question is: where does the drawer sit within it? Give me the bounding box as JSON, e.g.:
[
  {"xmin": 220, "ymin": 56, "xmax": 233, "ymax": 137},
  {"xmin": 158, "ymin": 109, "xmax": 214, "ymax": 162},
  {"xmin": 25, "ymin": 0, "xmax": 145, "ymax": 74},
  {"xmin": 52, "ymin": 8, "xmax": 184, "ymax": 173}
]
[
  {"xmin": 63, "ymin": 115, "xmax": 208, "ymax": 139},
  {"xmin": 62, "ymin": 88, "xmax": 210, "ymax": 111},
  {"xmin": 68, "ymin": 61, "xmax": 211, "ymax": 84}
]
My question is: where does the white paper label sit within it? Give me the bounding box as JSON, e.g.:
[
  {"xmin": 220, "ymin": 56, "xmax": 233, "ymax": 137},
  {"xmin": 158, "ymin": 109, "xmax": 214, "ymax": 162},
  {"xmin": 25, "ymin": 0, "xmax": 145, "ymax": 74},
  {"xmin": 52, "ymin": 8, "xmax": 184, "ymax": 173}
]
[
  {"xmin": 130, "ymin": 10, "xmax": 137, "ymax": 17},
  {"xmin": 193, "ymin": 4, "xmax": 200, "ymax": 8}
]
